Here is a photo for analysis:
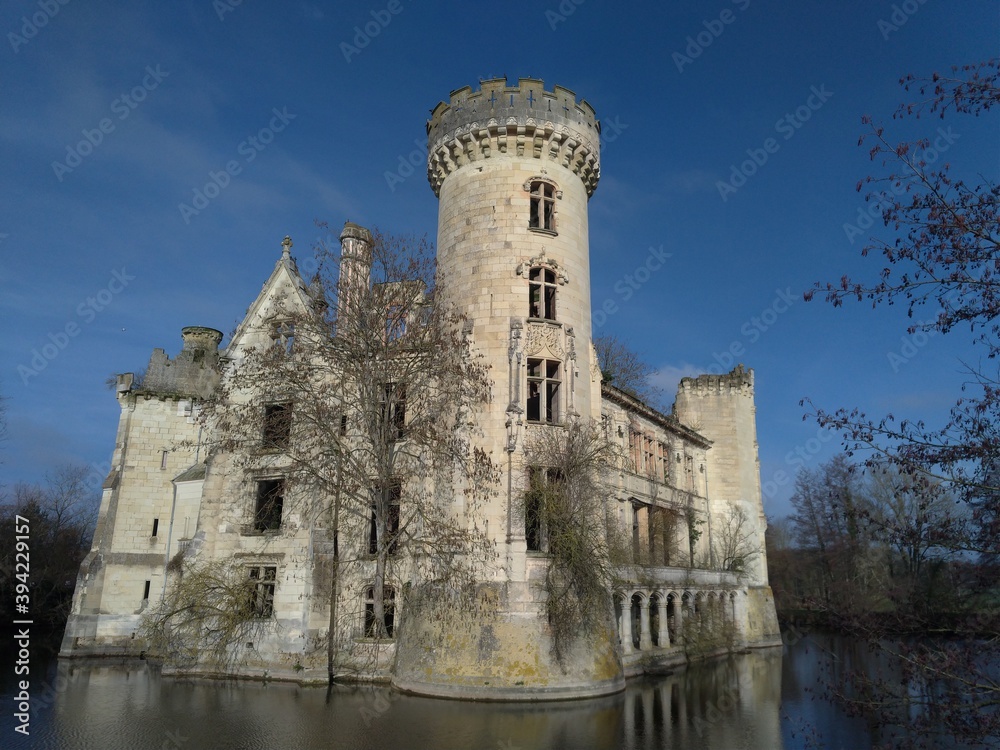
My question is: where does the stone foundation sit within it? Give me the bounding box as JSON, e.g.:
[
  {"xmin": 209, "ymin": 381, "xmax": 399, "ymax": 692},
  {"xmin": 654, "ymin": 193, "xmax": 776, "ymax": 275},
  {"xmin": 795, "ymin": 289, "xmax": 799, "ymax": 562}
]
[{"xmin": 391, "ymin": 581, "xmax": 624, "ymax": 700}]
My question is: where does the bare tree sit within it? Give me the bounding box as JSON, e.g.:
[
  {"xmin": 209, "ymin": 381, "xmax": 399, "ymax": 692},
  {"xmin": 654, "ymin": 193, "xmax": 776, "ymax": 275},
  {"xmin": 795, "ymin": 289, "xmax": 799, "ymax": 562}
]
[
  {"xmin": 593, "ymin": 334, "xmax": 662, "ymax": 406},
  {"xmin": 712, "ymin": 506, "xmax": 762, "ymax": 578},
  {"xmin": 804, "ymin": 59, "xmax": 1000, "ymax": 550},
  {"xmin": 864, "ymin": 465, "xmax": 967, "ymax": 616},
  {"xmin": 800, "ymin": 60, "xmax": 1000, "ymax": 746},
  {"xmin": 141, "ymin": 559, "xmax": 277, "ymax": 669},
  {"xmin": 0, "ymin": 465, "xmax": 97, "ymax": 630},
  {"xmin": 149, "ymin": 228, "xmax": 499, "ymax": 680},
  {"xmin": 521, "ymin": 420, "xmax": 622, "ymax": 665}
]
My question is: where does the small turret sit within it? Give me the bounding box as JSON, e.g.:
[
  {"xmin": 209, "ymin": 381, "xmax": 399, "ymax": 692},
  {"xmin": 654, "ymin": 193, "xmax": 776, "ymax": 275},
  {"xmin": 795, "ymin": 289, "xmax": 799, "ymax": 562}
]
[
  {"xmin": 336, "ymin": 221, "xmax": 373, "ymax": 331},
  {"xmin": 181, "ymin": 326, "xmax": 224, "ymax": 354}
]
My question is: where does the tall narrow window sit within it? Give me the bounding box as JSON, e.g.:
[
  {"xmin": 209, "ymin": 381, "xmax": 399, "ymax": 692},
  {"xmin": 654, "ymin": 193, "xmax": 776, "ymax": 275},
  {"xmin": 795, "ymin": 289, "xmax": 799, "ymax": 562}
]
[
  {"xmin": 254, "ymin": 479, "xmax": 284, "ymax": 532},
  {"xmin": 262, "ymin": 402, "xmax": 292, "ymax": 449},
  {"xmin": 525, "ymin": 467, "xmax": 545, "ymax": 552},
  {"xmin": 525, "ymin": 467, "xmax": 562, "ymax": 552},
  {"xmin": 369, "ymin": 482, "xmax": 401, "ymax": 555},
  {"xmin": 644, "ymin": 435, "xmax": 656, "ymax": 477},
  {"xmin": 632, "ymin": 505, "xmax": 641, "ymax": 562},
  {"xmin": 364, "ymin": 586, "xmax": 396, "ymax": 638},
  {"xmin": 528, "ymin": 267, "xmax": 557, "ymax": 320},
  {"xmin": 142, "ymin": 580, "xmax": 151, "ymax": 601},
  {"xmin": 380, "ymin": 383, "xmax": 407, "ymax": 440},
  {"xmin": 246, "ymin": 565, "xmax": 277, "ymax": 618},
  {"xmin": 528, "ymin": 181, "xmax": 556, "ymax": 232},
  {"xmin": 526, "ymin": 359, "xmax": 561, "ymax": 424},
  {"xmin": 151, "ymin": 518, "xmax": 159, "ymax": 538},
  {"xmin": 648, "ymin": 507, "xmax": 658, "ymax": 563}
]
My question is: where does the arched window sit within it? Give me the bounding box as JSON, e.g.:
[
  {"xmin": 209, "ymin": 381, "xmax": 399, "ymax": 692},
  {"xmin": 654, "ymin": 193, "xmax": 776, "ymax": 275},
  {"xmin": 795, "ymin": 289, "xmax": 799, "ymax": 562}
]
[
  {"xmin": 630, "ymin": 594, "xmax": 642, "ymax": 650},
  {"xmin": 528, "ymin": 267, "xmax": 557, "ymax": 320},
  {"xmin": 528, "ymin": 180, "xmax": 557, "ymax": 232},
  {"xmin": 649, "ymin": 594, "xmax": 661, "ymax": 647},
  {"xmin": 364, "ymin": 585, "xmax": 396, "ymax": 638}
]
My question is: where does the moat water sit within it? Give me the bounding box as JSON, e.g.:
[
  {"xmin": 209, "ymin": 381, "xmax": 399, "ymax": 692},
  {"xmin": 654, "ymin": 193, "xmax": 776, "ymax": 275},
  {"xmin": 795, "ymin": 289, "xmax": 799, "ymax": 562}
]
[{"xmin": 2, "ymin": 634, "xmax": 898, "ymax": 749}]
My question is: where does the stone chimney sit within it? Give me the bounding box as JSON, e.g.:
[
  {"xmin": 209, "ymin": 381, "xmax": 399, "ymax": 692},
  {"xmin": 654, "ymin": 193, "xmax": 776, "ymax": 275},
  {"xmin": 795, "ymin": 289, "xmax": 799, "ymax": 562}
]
[{"xmin": 336, "ymin": 221, "xmax": 373, "ymax": 334}]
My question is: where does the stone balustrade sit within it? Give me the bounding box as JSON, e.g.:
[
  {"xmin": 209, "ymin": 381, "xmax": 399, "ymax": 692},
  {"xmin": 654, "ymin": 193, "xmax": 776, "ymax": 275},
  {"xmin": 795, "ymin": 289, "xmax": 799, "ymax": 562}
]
[{"xmin": 613, "ymin": 566, "xmax": 745, "ymax": 658}]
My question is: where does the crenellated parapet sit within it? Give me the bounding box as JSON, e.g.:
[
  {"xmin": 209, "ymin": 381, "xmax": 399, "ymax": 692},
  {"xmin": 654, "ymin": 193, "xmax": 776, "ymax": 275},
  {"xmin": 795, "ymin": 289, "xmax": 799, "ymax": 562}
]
[
  {"xmin": 678, "ymin": 364, "xmax": 754, "ymax": 398},
  {"xmin": 426, "ymin": 77, "xmax": 601, "ymax": 197},
  {"xmin": 139, "ymin": 326, "xmax": 223, "ymax": 400}
]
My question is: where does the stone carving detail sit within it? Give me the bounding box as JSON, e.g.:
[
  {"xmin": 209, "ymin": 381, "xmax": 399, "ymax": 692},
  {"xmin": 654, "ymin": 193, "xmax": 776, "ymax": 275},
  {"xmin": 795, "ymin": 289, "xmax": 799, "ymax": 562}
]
[
  {"xmin": 515, "ymin": 249, "xmax": 569, "ymax": 285},
  {"xmin": 590, "ymin": 354, "xmax": 603, "ymax": 384},
  {"xmin": 506, "ymin": 320, "xmax": 524, "ymax": 452},
  {"xmin": 524, "ymin": 321, "xmax": 564, "ymax": 358}
]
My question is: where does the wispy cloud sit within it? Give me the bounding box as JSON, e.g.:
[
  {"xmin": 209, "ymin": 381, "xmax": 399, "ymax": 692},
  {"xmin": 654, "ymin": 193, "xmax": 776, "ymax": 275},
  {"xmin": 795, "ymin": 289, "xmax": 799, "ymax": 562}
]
[{"xmin": 648, "ymin": 361, "xmax": 703, "ymax": 398}]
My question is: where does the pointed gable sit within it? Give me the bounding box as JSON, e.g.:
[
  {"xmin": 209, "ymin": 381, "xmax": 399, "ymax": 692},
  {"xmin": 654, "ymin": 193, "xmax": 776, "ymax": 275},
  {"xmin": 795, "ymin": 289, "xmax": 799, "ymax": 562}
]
[{"xmin": 226, "ymin": 236, "xmax": 317, "ymax": 357}]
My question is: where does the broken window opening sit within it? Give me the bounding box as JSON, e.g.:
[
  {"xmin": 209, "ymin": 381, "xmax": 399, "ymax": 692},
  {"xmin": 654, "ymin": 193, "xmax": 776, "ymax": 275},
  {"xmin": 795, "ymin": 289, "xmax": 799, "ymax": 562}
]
[
  {"xmin": 385, "ymin": 303, "xmax": 406, "ymax": 342},
  {"xmin": 528, "ymin": 267, "xmax": 557, "ymax": 320},
  {"xmin": 254, "ymin": 478, "xmax": 284, "ymax": 532},
  {"xmin": 271, "ymin": 321, "xmax": 295, "ymax": 354},
  {"xmin": 246, "ymin": 565, "xmax": 277, "ymax": 618},
  {"xmin": 369, "ymin": 482, "xmax": 401, "ymax": 555},
  {"xmin": 364, "ymin": 585, "xmax": 396, "ymax": 638},
  {"xmin": 262, "ymin": 402, "xmax": 292, "ymax": 450},
  {"xmin": 525, "ymin": 467, "xmax": 562, "ymax": 553},
  {"xmin": 379, "ymin": 383, "xmax": 407, "ymax": 441}
]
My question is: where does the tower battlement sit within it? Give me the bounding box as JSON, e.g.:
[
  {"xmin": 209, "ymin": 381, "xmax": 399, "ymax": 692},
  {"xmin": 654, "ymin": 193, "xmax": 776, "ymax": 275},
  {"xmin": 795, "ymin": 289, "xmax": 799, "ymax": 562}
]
[
  {"xmin": 678, "ymin": 364, "xmax": 754, "ymax": 396},
  {"xmin": 426, "ymin": 77, "xmax": 601, "ymax": 197},
  {"xmin": 140, "ymin": 326, "xmax": 223, "ymax": 399}
]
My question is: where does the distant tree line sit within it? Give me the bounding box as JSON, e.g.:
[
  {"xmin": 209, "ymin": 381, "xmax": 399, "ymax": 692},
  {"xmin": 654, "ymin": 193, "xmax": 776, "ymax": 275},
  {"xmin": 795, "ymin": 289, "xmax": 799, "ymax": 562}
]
[
  {"xmin": 0, "ymin": 465, "xmax": 98, "ymax": 642},
  {"xmin": 767, "ymin": 454, "xmax": 989, "ymax": 631},
  {"xmin": 784, "ymin": 53, "xmax": 1000, "ymax": 750}
]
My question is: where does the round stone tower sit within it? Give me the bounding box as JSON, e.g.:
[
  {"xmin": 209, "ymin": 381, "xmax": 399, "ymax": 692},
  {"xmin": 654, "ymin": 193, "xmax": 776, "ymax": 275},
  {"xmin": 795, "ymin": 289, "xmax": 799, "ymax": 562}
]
[
  {"xmin": 392, "ymin": 78, "xmax": 621, "ymax": 700},
  {"xmin": 427, "ymin": 78, "xmax": 601, "ymax": 430}
]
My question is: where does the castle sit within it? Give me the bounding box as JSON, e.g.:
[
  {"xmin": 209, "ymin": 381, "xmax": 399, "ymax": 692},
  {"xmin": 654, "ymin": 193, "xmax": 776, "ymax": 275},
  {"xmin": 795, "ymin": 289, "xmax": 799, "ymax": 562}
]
[{"xmin": 61, "ymin": 78, "xmax": 780, "ymax": 699}]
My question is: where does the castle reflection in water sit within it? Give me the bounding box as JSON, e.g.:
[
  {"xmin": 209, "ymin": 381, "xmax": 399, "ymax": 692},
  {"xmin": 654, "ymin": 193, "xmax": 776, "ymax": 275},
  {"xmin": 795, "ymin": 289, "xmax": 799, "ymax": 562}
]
[{"xmin": 5, "ymin": 646, "xmax": 802, "ymax": 750}]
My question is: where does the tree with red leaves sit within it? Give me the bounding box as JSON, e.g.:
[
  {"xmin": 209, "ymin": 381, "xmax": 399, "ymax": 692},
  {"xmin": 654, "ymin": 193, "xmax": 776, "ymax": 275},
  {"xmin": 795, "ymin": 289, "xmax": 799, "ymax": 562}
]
[
  {"xmin": 805, "ymin": 59, "xmax": 1000, "ymax": 554},
  {"xmin": 802, "ymin": 60, "xmax": 1000, "ymax": 749}
]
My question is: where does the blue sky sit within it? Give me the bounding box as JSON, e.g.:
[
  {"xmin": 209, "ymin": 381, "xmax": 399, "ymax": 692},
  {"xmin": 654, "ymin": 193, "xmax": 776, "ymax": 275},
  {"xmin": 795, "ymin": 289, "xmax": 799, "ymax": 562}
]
[{"xmin": 1, "ymin": 1, "xmax": 997, "ymax": 520}]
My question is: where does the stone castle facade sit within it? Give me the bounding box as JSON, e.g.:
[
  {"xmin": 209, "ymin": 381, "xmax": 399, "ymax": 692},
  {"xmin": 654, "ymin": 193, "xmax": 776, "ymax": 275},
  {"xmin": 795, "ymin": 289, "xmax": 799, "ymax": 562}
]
[{"xmin": 61, "ymin": 78, "xmax": 780, "ymax": 699}]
